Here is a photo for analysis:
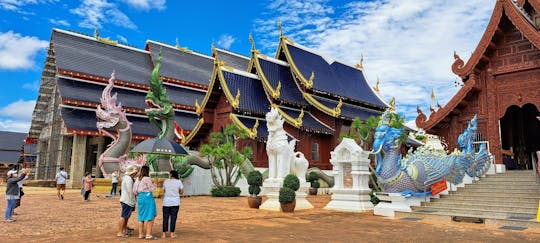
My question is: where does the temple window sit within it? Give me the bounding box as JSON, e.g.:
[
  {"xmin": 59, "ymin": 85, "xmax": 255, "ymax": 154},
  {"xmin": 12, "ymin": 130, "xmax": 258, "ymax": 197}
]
[{"xmin": 311, "ymin": 142, "xmax": 320, "ymax": 161}]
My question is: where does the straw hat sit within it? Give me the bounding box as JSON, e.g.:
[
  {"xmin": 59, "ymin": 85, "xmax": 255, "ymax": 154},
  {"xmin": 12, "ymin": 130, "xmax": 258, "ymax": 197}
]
[{"xmin": 125, "ymin": 165, "xmax": 140, "ymax": 176}]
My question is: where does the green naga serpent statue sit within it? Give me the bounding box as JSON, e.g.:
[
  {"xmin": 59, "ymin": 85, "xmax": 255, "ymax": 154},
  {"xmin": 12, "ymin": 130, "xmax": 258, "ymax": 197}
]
[{"xmin": 145, "ymin": 51, "xmax": 211, "ymax": 175}]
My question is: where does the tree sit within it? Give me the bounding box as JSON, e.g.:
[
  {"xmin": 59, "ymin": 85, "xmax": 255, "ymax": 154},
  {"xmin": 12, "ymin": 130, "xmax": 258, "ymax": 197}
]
[
  {"xmin": 341, "ymin": 116, "xmax": 380, "ymax": 150},
  {"xmin": 200, "ymin": 124, "xmax": 253, "ymax": 188}
]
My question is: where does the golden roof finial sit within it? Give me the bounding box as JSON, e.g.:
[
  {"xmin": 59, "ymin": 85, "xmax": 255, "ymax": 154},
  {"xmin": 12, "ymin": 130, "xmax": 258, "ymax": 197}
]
[
  {"xmin": 389, "ymin": 97, "xmax": 396, "ymax": 111},
  {"xmin": 295, "ymin": 109, "xmax": 304, "ymax": 127},
  {"xmin": 195, "ymin": 99, "xmax": 202, "ymax": 115},
  {"xmin": 431, "ymin": 87, "xmax": 435, "ymax": 100},
  {"xmin": 252, "ymin": 119, "xmax": 259, "ymax": 135},
  {"xmin": 232, "ymin": 89, "xmax": 241, "ymax": 108},
  {"xmin": 373, "ymin": 77, "xmax": 380, "ymax": 92},
  {"xmin": 278, "ymin": 19, "xmax": 283, "ymax": 37},
  {"xmin": 94, "ymin": 28, "xmax": 100, "ymax": 38},
  {"xmin": 355, "ymin": 54, "xmax": 364, "ymax": 69},
  {"xmin": 306, "ymin": 71, "xmax": 314, "ymax": 88},
  {"xmin": 334, "ymin": 99, "xmax": 343, "ymax": 116},
  {"xmin": 211, "ymin": 41, "xmax": 217, "ymax": 56},
  {"xmin": 249, "ymin": 32, "xmax": 255, "ymax": 51},
  {"xmin": 175, "ymin": 38, "xmax": 180, "ymax": 49},
  {"xmin": 272, "ymin": 81, "xmax": 282, "ymax": 99}
]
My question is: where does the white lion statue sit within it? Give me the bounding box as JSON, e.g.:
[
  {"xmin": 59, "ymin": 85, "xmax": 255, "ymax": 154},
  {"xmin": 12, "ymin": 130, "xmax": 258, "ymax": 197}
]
[{"xmin": 265, "ymin": 108, "xmax": 308, "ymax": 182}]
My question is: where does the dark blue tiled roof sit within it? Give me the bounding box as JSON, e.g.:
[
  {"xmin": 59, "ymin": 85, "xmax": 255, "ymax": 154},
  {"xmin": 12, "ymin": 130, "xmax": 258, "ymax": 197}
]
[
  {"xmin": 237, "ymin": 117, "xmax": 268, "ymax": 139},
  {"xmin": 314, "ymin": 96, "xmax": 382, "ymax": 120},
  {"xmin": 280, "ymin": 108, "xmax": 333, "ymax": 134},
  {"xmin": 61, "ymin": 107, "xmax": 200, "ymax": 136},
  {"xmin": 146, "ymin": 41, "xmax": 213, "ymax": 86},
  {"xmin": 221, "ymin": 70, "xmax": 270, "ymax": 115},
  {"xmin": 57, "ymin": 77, "xmax": 205, "ymax": 109},
  {"xmin": 53, "ymin": 30, "xmax": 153, "ymax": 85},
  {"xmin": 0, "ymin": 150, "xmax": 21, "ymax": 163},
  {"xmin": 216, "ymin": 49, "xmax": 250, "ymax": 71},
  {"xmin": 257, "ymin": 57, "xmax": 307, "ymax": 107},
  {"xmin": 286, "ymin": 44, "xmax": 386, "ymax": 108},
  {"xmin": 0, "ymin": 131, "xmax": 26, "ymax": 151}
]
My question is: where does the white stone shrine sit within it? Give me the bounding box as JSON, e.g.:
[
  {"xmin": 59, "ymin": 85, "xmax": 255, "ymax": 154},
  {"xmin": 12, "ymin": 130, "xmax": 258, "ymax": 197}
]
[{"xmin": 324, "ymin": 138, "xmax": 373, "ymax": 212}]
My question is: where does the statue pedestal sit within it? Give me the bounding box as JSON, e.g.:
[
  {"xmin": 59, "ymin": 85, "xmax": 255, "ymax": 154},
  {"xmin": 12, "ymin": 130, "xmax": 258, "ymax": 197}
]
[
  {"xmin": 260, "ymin": 179, "xmax": 313, "ymax": 211},
  {"xmin": 324, "ymin": 188, "xmax": 373, "ymax": 212},
  {"xmin": 374, "ymin": 192, "xmax": 429, "ymax": 217}
]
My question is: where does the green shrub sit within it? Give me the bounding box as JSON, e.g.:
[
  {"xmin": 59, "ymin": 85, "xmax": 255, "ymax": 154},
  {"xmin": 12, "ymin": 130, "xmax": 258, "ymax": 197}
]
[
  {"xmin": 283, "ymin": 174, "xmax": 300, "ymax": 191},
  {"xmin": 278, "ymin": 187, "xmax": 295, "ymax": 203},
  {"xmin": 306, "ymin": 171, "xmax": 320, "ymax": 188},
  {"xmin": 211, "ymin": 186, "xmax": 241, "ymax": 197},
  {"xmin": 248, "ymin": 185, "xmax": 261, "ymax": 196}
]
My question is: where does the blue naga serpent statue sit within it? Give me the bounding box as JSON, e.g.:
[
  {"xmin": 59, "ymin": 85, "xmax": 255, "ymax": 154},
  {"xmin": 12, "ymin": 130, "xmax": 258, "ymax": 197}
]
[{"xmin": 372, "ymin": 111, "xmax": 491, "ymax": 197}]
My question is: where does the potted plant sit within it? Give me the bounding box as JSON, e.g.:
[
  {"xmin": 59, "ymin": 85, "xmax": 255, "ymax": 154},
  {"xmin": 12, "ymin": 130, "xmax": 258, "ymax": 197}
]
[
  {"xmin": 306, "ymin": 171, "xmax": 320, "ymax": 195},
  {"xmin": 279, "ymin": 174, "xmax": 300, "ymax": 212},
  {"xmin": 247, "ymin": 170, "xmax": 263, "ymax": 208}
]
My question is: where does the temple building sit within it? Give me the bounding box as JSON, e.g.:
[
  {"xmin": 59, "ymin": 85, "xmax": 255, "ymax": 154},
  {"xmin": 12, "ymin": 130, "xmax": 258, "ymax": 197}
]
[
  {"xmin": 29, "ymin": 27, "xmax": 386, "ymax": 184},
  {"xmin": 416, "ymin": 0, "xmax": 540, "ymax": 170}
]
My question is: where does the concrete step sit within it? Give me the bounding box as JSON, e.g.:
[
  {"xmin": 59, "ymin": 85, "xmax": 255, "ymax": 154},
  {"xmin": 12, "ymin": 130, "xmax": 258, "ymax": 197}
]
[
  {"xmin": 464, "ymin": 184, "xmax": 540, "ymax": 190},
  {"xmin": 412, "ymin": 204, "xmax": 538, "ymax": 214},
  {"xmin": 448, "ymin": 190, "xmax": 539, "ymax": 198},
  {"xmin": 480, "ymin": 177, "xmax": 539, "ymax": 182},
  {"xmin": 437, "ymin": 195, "xmax": 540, "ymax": 204},
  {"xmin": 421, "ymin": 202, "xmax": 538, "ymax": 213},
  {"xmin": 450, "ymin": 186, "xmax": 540, "ymax": 195},
  {"xmin": 396, "ymin": 209, "xmax": 540, "ymax": 229}
]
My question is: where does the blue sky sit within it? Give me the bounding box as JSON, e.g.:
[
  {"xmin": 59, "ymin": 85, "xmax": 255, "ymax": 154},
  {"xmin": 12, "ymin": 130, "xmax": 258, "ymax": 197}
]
[{"xmin": 0, "ymin": 0, "xmax": 496, "ymax": 132}]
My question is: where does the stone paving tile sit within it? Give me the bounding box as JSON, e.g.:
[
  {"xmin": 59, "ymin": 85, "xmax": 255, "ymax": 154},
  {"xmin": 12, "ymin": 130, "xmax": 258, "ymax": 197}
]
[{"xmin": 0, "ymin": 186, "xmax": 539, "ymax": 242}]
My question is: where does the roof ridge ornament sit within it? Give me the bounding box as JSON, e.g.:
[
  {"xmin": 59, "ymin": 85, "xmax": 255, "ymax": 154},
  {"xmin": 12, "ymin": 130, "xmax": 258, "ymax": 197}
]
[
  {"xmin": 333, "ymin": 99, "xmax": 343, "ymax": 116},
  {"xmin": 249, "ymin": 32, "xmax": 258, "ymax": 54},
  {"xmin": 389, "ymin": 97, "xmax": 396, "ymax": 111},
  {"xmin": 232, "ymin": 89, "xmax": 241, "ymax": 108},
  {"xmin": 355, "ymin": 54, "xmax": 364, "ymax": 69},
  {"xmin": 252, "ymin": 119, "xmax": 259, "ymax": 135},
  {"xmin": 195, "ymin": 99, "xmax": 202, "ymax": 115},
  {"xmin": 278, "ymin": 19, "xmax": 283, "ymax": 38},
  {"xmin": 175, "ymin": 37, "xmax": 192, "ymax": 53},
  {"xmin": 295, "ymin": 109, "xmax": 304, "ymax": 127},
  {"xmin": 93, "ymin": 28, "xmax": 118, "ymax": 46},
  {"xmin": 373, "ymin": 77, "xmax": 380, "ymax": 92},
  {"xmin": 272, "ymin": 81, "xmax": 282, "ymax": 99},
  {"xmin": 305, "ymin": 71, "xmax": 314, "ymax": 88}
]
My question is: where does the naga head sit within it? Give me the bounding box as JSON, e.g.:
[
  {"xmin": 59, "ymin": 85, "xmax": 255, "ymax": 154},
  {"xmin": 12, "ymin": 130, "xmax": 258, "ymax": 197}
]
[
  {"xmin": 96, "ymin": 71, "xmax": 125, "ymax": 131},
  {"xmin": 372, "ymin": 109, "xmax": 406, "ymax": 173},
  {"xmin": 457, "ymin": 114, "xmax": 477, "ymax": 154},
  {"xmin": 145, "ymin": 50, "xmax": 174, "ymax": 121},
  {"xmin": 265, "ymin": 107, "xmax": 284, "ymax": 133}
]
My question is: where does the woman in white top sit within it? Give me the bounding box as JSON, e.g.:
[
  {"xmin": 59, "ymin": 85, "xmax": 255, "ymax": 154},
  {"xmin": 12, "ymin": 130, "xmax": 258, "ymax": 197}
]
[
  {"xmin": 161, "ymin": 170, "xmax": 184, "ymax": 238},
  {"xmin": 110, "ymin": 170, "xmax": 119, "ymax": 197}
]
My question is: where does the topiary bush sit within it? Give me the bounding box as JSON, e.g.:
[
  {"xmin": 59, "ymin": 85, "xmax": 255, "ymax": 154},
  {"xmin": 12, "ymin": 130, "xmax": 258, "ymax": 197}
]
[
  {"xmin": 306, "ymin": 171, "xmax": 320, "ymax": 188},
  {"xmin": 247, "ymin": 170, "xmax": 263, "ymax": 197},
  {"xmin": 278, "ymin": 187, "xmax": 295, "ymax": 203},
  {"xmin": 283, "ymin": 174, "xmax": 300, "ymax": 191},
  {"xmin": 211, "ymin": 186, "xmax": 241, "ymax": 197}
]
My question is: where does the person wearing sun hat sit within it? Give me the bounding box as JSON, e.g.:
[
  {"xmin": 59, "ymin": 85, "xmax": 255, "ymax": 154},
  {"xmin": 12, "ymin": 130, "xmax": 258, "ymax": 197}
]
[
  {"xmin": 5, "ymin": 168, "xmax": 31, "ymax": 223},
  {"xmin": 117, "ymin": 164, "xmax": 140, "ymax": 238}
]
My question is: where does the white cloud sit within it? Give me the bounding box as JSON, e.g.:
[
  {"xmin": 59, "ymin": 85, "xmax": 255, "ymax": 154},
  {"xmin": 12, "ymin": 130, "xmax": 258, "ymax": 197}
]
[
  {"xmin": 0, "ymin": 99, "xmax": 36, "ymax": 120},
  {"xmin": 0, "ymin": 0, "xmax": 57, "ymax": 11},
  {"xmin": 71, "ymin": 0, "xmax": 137, "ymax": 30},
  {"xmin": 0, "ymin": 31, "xmax": 48, "ymax": 69},
  {"xmin": 253, "ymin": 0, "xmax": 495, "ymax": 121},
  {"xmin": 217, "ymin": 34, "xmax": 236, "ymax": 49},
  {"xmin": 49, "ymin": 18, "xmax": 70, "ymax": 27},
  {"xmin": 122, "ymin": 0, "xmax": 165, "ymax": 11},
  {"xmin": 0, "ymin": 119, "xmax": 31, "ymax": 133},
  {"xmin": 117, "ymin": 34, "xmax": 128, "ymax": 43},
  {"xmin": 22, "ymin": 80, "xmax": 40, "ymax": 91}
]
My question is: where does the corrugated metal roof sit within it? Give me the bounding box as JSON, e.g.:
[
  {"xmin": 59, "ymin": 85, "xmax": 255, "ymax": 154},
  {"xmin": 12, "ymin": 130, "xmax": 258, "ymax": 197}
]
[
  {"xmin": 221, "ymin": 70, "xmax": 270, "ymax": 116},
  {"xmin": 53, "ymin": 30, "xmax": 153, "ymax": 85},
  {"xmin": 257, "ymin": 57, "xmax": 307, "ymax": 106},
  {"xmin": 57, "ymin": 77, "xmax": 205, "ymax": 109},
  {"xmin": 0, "ymin": 131, "xmax": 26, "ymax": 151},
  {"xmin": 314, "ymin": 96, "xmax": 382, "ymax": 120},
  {"xmin": 61, "ymin": 107, "xmax": 200, "ymax": 136},
  {"xmin": 146, "ymin": 41, "xmax": 213, "ymax": 86},
  {"xmin": 0, "ymin": 150, "xmax": 21, "ymax": 163},
  {"xmin": 216, "ymin": 49, "xmax": 250, "ymax": 71},
  {"xmin": 279, "ymin": 108, "xmax": 333, "ymax": 134},
  {"xmin": 286, "ymin": 44, "xmax": 386, "ymax": 108}
]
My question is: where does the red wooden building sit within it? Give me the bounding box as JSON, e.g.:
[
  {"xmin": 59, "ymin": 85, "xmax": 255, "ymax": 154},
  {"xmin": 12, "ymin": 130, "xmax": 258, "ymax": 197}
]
[{"xmin": 416, "ymin": 0, "xmax": 540, "ymax": 170}]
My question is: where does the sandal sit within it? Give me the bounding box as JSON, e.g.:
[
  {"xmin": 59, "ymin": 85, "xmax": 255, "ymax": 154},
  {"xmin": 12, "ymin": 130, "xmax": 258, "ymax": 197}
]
[
  {"xmin": 145, "ymin": 236, "xmax": 157, "ymax": 240},
  {"xmin": 116, "ymin": 234, "xmax": 129, "ymax": 238}
]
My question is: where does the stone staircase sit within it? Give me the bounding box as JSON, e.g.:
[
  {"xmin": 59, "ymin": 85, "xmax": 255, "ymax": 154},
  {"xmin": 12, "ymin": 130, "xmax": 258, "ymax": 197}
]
[{"xmin": 395, "ymin": 170, "xmax": 540, "ymax": 229}]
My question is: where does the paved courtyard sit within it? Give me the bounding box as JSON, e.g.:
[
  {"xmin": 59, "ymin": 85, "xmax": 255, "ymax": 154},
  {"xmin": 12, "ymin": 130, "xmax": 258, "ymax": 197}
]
[{"xmin": 1, "ymin": 186, "xmax": 540, "ymax": 242}]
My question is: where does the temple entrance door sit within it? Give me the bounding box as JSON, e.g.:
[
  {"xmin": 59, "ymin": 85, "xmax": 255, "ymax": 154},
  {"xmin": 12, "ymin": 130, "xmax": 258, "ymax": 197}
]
[{"xmin": 499, "ymin": 104, "xmax": 540, "ymax": 170}]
